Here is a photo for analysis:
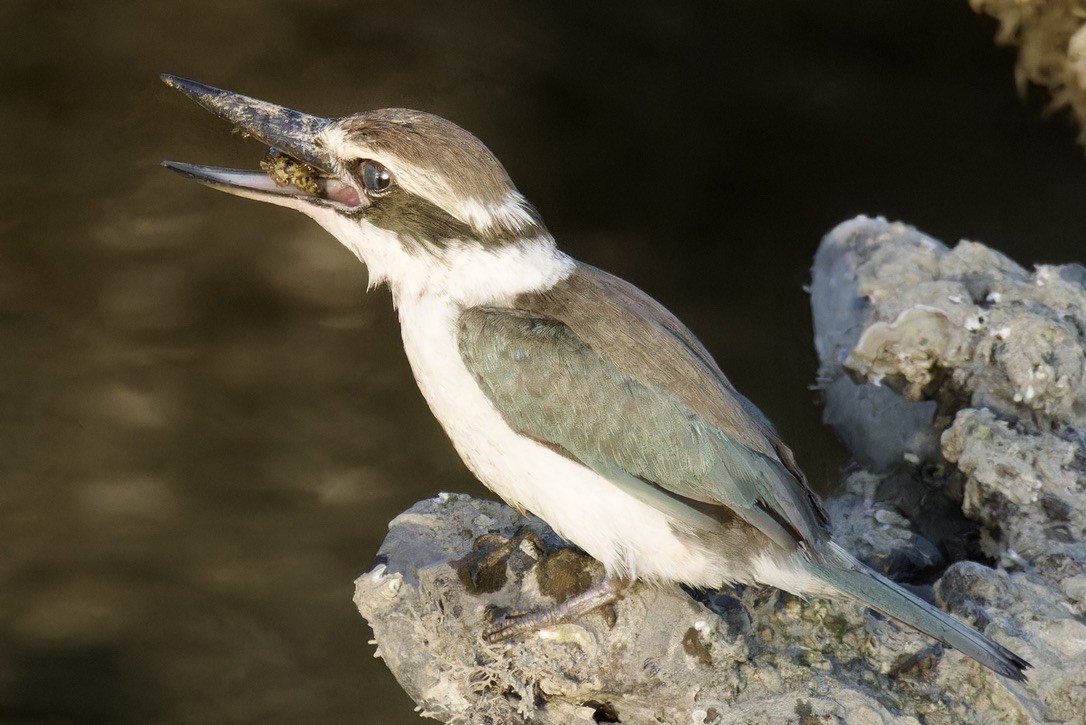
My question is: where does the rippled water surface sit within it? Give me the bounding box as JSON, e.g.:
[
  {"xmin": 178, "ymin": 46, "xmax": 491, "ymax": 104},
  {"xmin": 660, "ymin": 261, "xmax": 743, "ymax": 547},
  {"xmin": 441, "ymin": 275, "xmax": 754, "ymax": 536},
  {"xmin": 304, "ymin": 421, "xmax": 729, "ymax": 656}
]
[{"xmin": 2, "ymin": 2, "xmax": 1084, "ymax": 722}]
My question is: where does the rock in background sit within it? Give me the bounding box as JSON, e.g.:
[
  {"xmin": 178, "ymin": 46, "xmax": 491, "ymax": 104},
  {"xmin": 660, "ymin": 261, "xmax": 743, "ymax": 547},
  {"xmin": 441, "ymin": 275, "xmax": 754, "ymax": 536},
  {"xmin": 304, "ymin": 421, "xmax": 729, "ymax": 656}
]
[
  {"xmin": 355, "ymin": 217, "xmax": 1085, "ymax": 723},
  {"xmin": 813, "ymin": 216, "xmax": 1086, "ymax": 723},
  {"xmin": 972, "ymin": 0, "xmax": 1086, "ymax": 149}
]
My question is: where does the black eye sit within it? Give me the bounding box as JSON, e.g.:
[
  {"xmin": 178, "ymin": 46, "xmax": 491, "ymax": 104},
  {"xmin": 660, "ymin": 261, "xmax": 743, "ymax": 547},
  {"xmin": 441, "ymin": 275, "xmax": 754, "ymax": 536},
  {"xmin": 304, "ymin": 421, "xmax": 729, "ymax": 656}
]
[{"xmin": 360, "ymin": 161, "xmax": 393, "ymax": 193}]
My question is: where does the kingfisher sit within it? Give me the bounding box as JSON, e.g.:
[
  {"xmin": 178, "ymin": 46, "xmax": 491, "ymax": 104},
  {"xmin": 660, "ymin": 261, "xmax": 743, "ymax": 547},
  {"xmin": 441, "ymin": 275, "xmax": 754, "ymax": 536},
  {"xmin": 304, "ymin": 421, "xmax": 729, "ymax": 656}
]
[{"xmin": 161, "ymin": 74, "xmax": 1028, "ymax": 681}]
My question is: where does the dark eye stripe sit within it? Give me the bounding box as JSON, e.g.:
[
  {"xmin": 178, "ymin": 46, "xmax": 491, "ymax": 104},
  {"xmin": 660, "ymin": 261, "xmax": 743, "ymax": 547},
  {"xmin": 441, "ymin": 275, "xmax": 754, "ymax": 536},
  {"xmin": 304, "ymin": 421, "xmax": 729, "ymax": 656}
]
[{"xmin": 365, "ymin": 187, "xmax": 476, "ymax": 245}]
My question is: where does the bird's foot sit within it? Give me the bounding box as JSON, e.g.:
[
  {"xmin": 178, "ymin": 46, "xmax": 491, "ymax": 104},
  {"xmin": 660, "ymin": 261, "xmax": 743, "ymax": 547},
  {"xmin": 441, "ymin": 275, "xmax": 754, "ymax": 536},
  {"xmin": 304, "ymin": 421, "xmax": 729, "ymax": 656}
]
[{"xmin": 484, "ymin": 575, "xmax": 632, "ymax": 642}]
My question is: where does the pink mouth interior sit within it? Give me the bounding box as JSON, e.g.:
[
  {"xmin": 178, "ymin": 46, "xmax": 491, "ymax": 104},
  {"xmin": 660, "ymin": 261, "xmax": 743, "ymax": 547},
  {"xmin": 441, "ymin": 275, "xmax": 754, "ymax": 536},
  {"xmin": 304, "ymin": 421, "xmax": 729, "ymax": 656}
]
[{"xmin": 323, "ymin": 179, "xmax": 361, "ymax": 207}]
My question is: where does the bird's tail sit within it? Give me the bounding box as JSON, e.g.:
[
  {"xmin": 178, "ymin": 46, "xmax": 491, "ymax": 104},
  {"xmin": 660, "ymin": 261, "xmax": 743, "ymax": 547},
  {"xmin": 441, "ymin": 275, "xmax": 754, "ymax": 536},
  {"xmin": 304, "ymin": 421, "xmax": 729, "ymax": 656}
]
[{"xmin": 803, "ymin": 542, "xmax": 1030, "ymax": 681}]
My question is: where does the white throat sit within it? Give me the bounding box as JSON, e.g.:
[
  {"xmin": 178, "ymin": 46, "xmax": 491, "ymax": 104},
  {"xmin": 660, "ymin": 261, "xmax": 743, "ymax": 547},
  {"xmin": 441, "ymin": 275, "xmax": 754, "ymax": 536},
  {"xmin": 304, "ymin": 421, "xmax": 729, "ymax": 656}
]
[{"xmin": 307, "ymin": 207, "xmax": 574, "ymax": 309}]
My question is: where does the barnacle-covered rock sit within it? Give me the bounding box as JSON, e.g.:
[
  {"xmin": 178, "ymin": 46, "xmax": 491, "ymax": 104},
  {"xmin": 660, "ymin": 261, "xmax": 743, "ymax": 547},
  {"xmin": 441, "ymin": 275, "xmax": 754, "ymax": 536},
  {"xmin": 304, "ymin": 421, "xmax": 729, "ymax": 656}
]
[
  {"xmin": 942, "ymin": 407, "xmax": 1086, "ymax": 566},
  {"xmin": 356, "ymin": 493, "xmax": 1046, "ymax": 724},
  {"xmin": 814, "ymin": 217, "xmax": 1086, "ymax": 469}
]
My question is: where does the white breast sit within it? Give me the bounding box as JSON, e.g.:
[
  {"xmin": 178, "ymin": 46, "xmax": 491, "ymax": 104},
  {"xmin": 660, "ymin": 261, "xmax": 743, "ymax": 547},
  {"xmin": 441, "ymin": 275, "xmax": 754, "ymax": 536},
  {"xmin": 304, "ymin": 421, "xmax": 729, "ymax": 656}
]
[{"xmin": 396, "ymin": 294, "xmax": 739, "ymax": 586}]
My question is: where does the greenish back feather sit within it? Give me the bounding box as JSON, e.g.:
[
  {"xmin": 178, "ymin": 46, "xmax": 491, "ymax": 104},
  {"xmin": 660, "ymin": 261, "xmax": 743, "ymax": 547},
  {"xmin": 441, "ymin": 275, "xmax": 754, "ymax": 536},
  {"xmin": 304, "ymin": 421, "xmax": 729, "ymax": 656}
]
[{"xmin": 457, "ymin": 263, "xmax": 830, "ymax": 551}]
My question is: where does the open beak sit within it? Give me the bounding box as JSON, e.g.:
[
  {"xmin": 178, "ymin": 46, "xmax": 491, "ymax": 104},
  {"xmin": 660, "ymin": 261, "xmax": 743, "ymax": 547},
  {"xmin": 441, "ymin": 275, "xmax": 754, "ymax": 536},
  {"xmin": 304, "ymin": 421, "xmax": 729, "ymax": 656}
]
[{"xmin": 161, "ymin": 74, "xmax": 361, "ymax": 210}]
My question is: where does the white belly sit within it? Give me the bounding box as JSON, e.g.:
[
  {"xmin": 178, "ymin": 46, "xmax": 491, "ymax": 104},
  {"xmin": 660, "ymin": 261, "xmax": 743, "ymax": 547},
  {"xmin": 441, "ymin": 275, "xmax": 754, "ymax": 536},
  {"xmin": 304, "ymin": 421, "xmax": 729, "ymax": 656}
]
[{"xmin": 396, "ymin": 296, "xmax": 734, "ymax": 585}]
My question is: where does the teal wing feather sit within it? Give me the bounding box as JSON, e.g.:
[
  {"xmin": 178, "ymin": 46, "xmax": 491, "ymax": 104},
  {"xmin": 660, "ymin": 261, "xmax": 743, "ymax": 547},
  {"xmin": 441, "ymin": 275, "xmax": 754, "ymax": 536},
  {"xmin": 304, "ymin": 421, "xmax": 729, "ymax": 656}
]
[{"xmin": 457, "ymin": 300, "xmax": 829, "ymax": 552}]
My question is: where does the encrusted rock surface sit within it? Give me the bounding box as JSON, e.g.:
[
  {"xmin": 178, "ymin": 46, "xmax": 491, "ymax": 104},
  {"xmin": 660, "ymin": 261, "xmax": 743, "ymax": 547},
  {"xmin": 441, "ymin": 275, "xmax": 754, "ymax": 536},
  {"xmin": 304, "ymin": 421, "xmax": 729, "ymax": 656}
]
[
  {"xmin": 356, "ymin": 217, "xmax": 1085, "ymax": 723},
  {"xmin": 812, "ymin": 216, "xmax": 1086, "ymax": 723}
]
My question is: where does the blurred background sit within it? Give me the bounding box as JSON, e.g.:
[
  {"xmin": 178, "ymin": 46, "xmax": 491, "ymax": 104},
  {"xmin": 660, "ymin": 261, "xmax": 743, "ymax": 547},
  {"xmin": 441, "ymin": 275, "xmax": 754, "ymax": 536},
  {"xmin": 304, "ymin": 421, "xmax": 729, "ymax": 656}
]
[{"xmin": 1, "ymin": 1, "xmax": 1084, "ymax": 723}]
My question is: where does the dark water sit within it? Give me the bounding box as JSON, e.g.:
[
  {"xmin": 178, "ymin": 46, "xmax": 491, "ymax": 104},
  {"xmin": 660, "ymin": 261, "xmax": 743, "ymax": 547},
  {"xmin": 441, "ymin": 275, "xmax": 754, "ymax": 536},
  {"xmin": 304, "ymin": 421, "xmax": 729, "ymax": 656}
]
[{"xmin": 2, "ymin": 1, "xmax": 1083, "ymax": 722}]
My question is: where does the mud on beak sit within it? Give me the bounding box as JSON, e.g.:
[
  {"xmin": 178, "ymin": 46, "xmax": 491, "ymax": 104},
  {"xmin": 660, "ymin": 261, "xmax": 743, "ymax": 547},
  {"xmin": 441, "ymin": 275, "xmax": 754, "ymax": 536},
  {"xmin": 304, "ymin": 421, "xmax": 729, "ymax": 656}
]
[{"xmin": 161, "ymin": 74, "xmax": 361, "ymax": 210}]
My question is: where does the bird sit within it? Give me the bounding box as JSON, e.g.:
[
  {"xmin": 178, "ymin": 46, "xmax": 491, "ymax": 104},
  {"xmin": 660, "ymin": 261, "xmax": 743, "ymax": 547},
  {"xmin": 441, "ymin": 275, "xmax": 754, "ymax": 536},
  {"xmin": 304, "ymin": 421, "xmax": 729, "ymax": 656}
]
[{"xmin": 160, "ymin": 74, "xmax": 1029, "ymax": 681}]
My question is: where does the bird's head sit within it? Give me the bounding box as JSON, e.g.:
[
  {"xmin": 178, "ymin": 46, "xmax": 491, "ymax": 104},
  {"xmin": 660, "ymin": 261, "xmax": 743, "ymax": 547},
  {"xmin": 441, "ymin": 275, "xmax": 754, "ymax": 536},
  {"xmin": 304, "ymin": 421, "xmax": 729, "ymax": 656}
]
[{"xmin": 162, "ymin": 75, "xmax": 568, "ymax": 307}]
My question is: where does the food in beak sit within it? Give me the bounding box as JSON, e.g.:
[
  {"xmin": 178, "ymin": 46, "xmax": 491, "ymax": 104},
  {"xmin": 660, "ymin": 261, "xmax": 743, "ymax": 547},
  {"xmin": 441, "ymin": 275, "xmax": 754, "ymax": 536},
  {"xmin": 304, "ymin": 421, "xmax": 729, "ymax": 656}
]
[{"xmin": 260, "ymin": 147, "xmax": 322, "ymax": 195}]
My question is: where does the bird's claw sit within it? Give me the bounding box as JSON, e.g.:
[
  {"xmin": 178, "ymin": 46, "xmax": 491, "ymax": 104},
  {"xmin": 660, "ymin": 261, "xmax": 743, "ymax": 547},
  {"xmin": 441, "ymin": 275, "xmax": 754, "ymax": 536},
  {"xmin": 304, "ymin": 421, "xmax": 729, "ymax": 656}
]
[{"xmin": 484, "ymin": 607, "xmax": 532, "ymax": 642}]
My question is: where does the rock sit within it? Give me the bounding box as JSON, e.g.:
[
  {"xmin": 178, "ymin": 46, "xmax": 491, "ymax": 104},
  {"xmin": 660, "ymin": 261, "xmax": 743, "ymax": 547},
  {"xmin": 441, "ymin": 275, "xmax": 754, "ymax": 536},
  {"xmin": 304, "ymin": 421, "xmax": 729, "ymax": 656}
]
[
  {"xmin": 356, "ymin": 493, "xmax": 1046, "ymax": 723},
  {"xmin": 357, "ymin": 217, "xmax": 1085, "ymax": 723},
  {"xmin": 942, "ymin": 408, "xmax": 1086, "ymax": 567},
  {"xmin": 810, "ymin": 219, "xmax": 947, "ymax": 473},
  {"xmin": 823, "ymin": 470, "xmax": 943, "ymax": 580},
  {"xmin": 813, "ymin": 217, "xmax": 1085, "ymax": 435}
]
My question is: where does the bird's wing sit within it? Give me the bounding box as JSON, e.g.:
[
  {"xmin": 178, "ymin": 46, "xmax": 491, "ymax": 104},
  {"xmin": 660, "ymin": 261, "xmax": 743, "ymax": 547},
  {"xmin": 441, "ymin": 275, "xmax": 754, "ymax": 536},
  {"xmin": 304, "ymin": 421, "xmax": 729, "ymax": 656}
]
[{"xmin": 457, "ymin": 262, "xmax": 829, "ymax": 551}]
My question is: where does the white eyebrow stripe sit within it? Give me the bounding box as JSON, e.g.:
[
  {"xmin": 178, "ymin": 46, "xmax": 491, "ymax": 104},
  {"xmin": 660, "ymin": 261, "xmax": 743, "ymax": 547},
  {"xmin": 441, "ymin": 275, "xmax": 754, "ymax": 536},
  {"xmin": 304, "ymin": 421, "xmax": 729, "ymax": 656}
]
[
  {"xmin": 324, "ymin": 127, "xmax": 538, "ymax": 235},
  {"xmin": 459, "ymin": 193, "xmax": 537, "ymax": 233}
]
